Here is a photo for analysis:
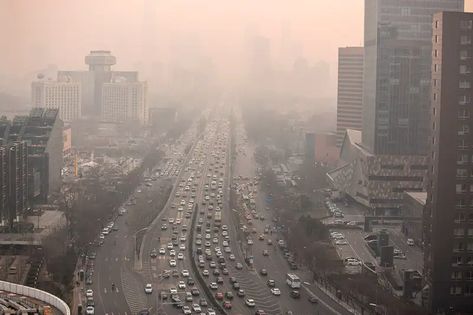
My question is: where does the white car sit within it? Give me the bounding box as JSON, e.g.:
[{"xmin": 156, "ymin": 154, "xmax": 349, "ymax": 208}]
[
  {"xmin": 407, "ymin": 238, "xmax": 415, "ymax": 246},
  {"xmin": 335, "ymin": 240, "xmax": 348, "ymax": 245},
  {"xmin": 159, "ymin": 248, "xmax": 166, "ymax": 255},
  {"xmin": 203, "ymin": 269, "xmax": 210, "ymax": 276},
  {"xmin": 177, "ymin": 253, "xmax": 184, "ymax": 260},
  {"xmin": 182, "ymin": 306, "xmax": 191, "ymax": 315},
  {"xmin": 85, "ymin": 306, "xmax": 95, "ymax": 315},
  {"xmin": 144, "ymin": 283, "xmax": 153, "ymax": 294},
  {"xmin": 192, "ymin": 304, "xmax": 202, "ymax": 313},
  {"xmin": 169, "ymin": 259, "xmax": 177, "ymax": 267},
  {"xmin": 271, "ymin": 288, "xmax": 281, "ymax": 296},
  {"xmin": 179, "ymin": 244, "xmax": 186, "ymax": 251},
  {"xmin": 207, "ymin": 309, "xmax": 216, "ymax": 315},
  {"xmin": 86, "ymin": 289, "xmax": 93, "ymax": 298},
  {"xmin": 169, "ymin": 287, "xmax": 178, "ymax": 294},
  {"xmin": 229, "ymin": 254, "xmax": 235, "ymax": 261},
  {"xmin": 178, "ymin": 281, "xmax": 186, "ymax": 289},
  {"xmin": 245, "ymin": 298, "xmax": 256, "ymax": 307},
  {"xmin": 181, "ymin": 269, "xmax": 190, "ymax": 277}
]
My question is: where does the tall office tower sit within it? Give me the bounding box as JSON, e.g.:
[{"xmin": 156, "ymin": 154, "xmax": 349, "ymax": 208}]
[
  {"xmin": 31, "ymin": 80, "xmax": 81, "ymax": 122},
  {"xmin": 101, "ymin": 81, "xmax": 148, "ymax": 124},
  {"xmin": 363, "ymin": 0, "xmax": 464, "ymax": 155},
  {"xmin": 336, "ymin": 47, "xmax": 364, "ymax": 147},
  {"xmin": 424, "ymin": 11, "xmax": 473, "ymax": 313}
]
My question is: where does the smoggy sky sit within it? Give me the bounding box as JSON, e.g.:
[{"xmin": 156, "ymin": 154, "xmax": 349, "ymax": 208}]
[{"xmin": 1, "ymin": 0, "xmax": 473, "ymax": 96}]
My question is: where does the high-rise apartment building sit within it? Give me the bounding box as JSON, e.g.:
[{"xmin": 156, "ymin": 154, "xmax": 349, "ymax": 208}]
[
  {"xmin": 336, "ymin": 47, "xmax": 364, "ymax": 147},
  {"xmin": 0, "ymin": 142, "xmax": 28, "ymax": 229},
  {"xmin": 424, "ymin": 11, "xmax": 473, "ymax": 313},
  {"xmin": 363, "ymin": 0, "xmax": 464, "ymax": 155},
  {"xmin": 101, "ymin": 81, "xmax": 148, "ymax": 124},
  {"xmin": 31, "ymin": 80, "xmax": 81, "ymax": 122}
]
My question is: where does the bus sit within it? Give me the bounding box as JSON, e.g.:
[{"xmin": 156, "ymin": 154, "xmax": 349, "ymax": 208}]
[{"xmin": 286, "ymin": 273, "xmax": 301, "ymax": 289}]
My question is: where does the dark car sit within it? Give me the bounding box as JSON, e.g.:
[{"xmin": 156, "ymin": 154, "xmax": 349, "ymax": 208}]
[
  {"xmin": 232, "ymin": 282, "xmax": 240, "ymax": 290},
  {"xmin": 225, "ymin": 292, "xmax": 234, "ymax": 300},
  {"xmin": 260, "ymin": 269, "xmax": 268, "ymax": 276},
  {"xmin": 138, "ymin": 310, "xmax": 150, "ymax": 315},
  {"xmin": 187, "ymin": 278, "xmax": 195, "ymax": 285},
  {"xmin": 308, "ymin": 296, "xmax": 318, "ymax": 304},
  {"xmin": 229, "ymin": 276, "xmax": 237, "ymax": 284},
  {"xmin": 290, "ymin": 290, "xmax": 301, "ymax": 299},
  {"xmin": 223, "ymin": 301, "xmax": 232, "ymax": 309},
  {"xmin": 199, "ymin": 298, "xmax": 208, "ymax": 307},
  {"xmin": 267, "ymin": 279, "xmax": 275, "ymax": 287},
  {"xmin": 255, "ymin": 310, "xmax": 267, "ymax": 315},
  {"xmin": 191, "ymin": 288, "xmax": 200, "ymax": 296}
]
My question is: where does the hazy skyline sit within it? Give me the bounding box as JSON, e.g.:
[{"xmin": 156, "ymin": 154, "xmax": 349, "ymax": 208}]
[{"xmin": 1, "ymin": 0, "xmax": 472, "ymax": 99}]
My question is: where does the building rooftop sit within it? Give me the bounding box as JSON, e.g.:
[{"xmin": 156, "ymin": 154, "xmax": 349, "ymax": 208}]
[{"xmin": 405, "ymin": 191, "xmax": 427, "ymax": 206}]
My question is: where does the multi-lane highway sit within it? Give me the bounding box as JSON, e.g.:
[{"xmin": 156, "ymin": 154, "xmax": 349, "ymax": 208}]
[{"xmin": 82, "ymin": 108, "xmax": 357, "ymax": 315}]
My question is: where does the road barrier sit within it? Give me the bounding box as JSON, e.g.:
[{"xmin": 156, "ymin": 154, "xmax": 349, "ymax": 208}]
[{"xmin": 0, "ymin": 280, "xmax": 70, "ymax": 315}]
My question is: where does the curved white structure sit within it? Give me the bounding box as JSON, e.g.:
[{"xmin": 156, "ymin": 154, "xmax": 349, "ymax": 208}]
[{"xmin": 0, "ymin": 280, "xmax": 70, "ymax": 315}]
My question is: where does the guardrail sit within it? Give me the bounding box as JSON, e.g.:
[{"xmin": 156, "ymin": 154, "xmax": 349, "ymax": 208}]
[{"xmin": 0, "ymin": 280, "xmax": 70, "ymax": 315}]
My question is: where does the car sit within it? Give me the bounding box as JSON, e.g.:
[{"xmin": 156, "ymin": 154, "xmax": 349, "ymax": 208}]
[
  {"xmin": 217, "ymin": 276, "xmax": 224, "ymax": 284},
  {"xmin": 222, "ymin": 268, "xmax": 229, "ymax": 275},
  {"xmin": 237, "ymin": 289, "xmax": 245, "ymax": 297},
  {"xmin": 223, "ymin": 301, "xmax": 232, "ymax": 309},
  {"xmin": 169, "ymin": 259, "xmax": 177, "ymax": 267},
  {"xmin": 170, "ymin": 249, "xmax": 176, "ymax": 257},
  {"xmin": 85, "ymin": 306, "xmax": 95, "ymax": 315},
  {"xmin": 260, "ymin": 269, "xmax": 268, "ymax": 276},
  {"xmin": 225, "ymin": 291, "xmax": 234, "ymax": 299},
  {"xmin": 232, "ymin": 282, "xmax": 240, "ymax": 290},
  {"xmin": 167, "ymin": 243, "xmax": 173, "ymax": 250},
  {"xmin": 262, "ymin": 250, "xmax": 269, "ymax": 256},
  {"xmin": 185, "ymin": 292, "xmax": 193, "ymax": 302},
  {"xmin": 192, "ymin": 304, "xmax": 202, "ymax": 312},
  {"xmin": 255, "ymin": 310, "xmax": 267, "ymax": 315},
  {"xmin": 187, "ymin": 277, "xmax": 195, "ymax": 285},
  {"xmin": 267, "ymin": 279, "xmax": 275, "ymax": 287},
  {"xmin": 170, "ymin": 287, "xmax": 178, "ymax": 294},
  {"xmin": 267, "ymin": 239, "xmax": 273, "ymax": 245},
  {"xmin": 407, "ymin": 238, "xmax": 415, "ymax": 246},
  {"xmin": 209, "ymin": 261, "xmax": 217, "ymax": 268},
  {"xmin": 215, "ymin": 292, "xmax": 224, "ymax": 300},
  {"xmin": 308, "ymin": 296, "xmax": 319, "ymax": 304},
  {"xmin": 203, "ymin": 269, "xmax": 210, "ymax": 276},
  {"xmin": 159, "ymin": 248, "xmax": 166, "ymax": 255},
  {"xmin": 290, "ymin": 290, "xmax": 300, "ymax": 298},
  {"xmin": 178, "ymin": 281, "xmax": 186, "ymax": 290},
  {"xmin": 229, "ymin": 254, "xmax": 236, "ymax": 261},
  {"xmin": 235, "ymin": 262, "xmax": 243, "ymax": 270},
  {"xmin": 207, "ymin": 308, "xmax": 216, "ymax": 315},
  {"xmin": 213, "ymin": 269, "xmax": 220, "ymax": 276},
  {"xmin": 177, "ymin": 253, "xmax": 184, "ymax": 260},
  {"xmin": 191, "ymin": 288, "xmax": 200, "ymax": 296},
  {"xmin": 335, "ymin": 240, "xmax": 348, "ymax": 245},
  {"xmin": 210, "ymin": 282, "xmax": 218, "ymax": 290},
  {"xmin": 199, "ymin": 298, "xmax": 208, "ymax": 306},
  {"xmin": 144, "ymin": 283, "xmax": 153, "ymax": 294},
  {"xmin": 182, "ymin": 306, "xmax": 191, "ymax": 314},
  {"xmin": 172, "ymin": 270, "xmax": 180, "ymax": 277},
  {"xmin": 271, "ymin": 288, "xmax": 281, "ymax": 296},
  {"xmin": 150, "ymin": 249, "xmax": 158, "ymax": 258},
  {"xmin": 245, "ymin": 298, "xmax": 256, "ymax": 307},
  {"xmin": 86, "ymin": 289, "xmax": 93, "ymax": 298}
]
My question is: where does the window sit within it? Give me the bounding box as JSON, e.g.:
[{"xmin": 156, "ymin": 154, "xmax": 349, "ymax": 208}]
[
  {"xmin": 434, "ymin": 35, "xmax": 439, "ymax": 43},
  {"xmin": 434, "ymin": 64, "xmax": 440, "ymax": 72},
  {"xmin": 460, "ymin": 95, "xmax": 471, "ymax": 105},
  {"xmin": 459, "ymin": 125, "xmax": 470, "ymax": 135},
  {"xmin": 434, "ymin": 49, "xmax": 439, "ymax": 58},
  {"xmin": 461, "ymin": 35, "xmax": 472, "ymax": 45},
  {"xmin": 468, "ymin": 242, "xmax": 473, "ymax": 252},
  {"xmin": 460, "ymin": 81, "xmax": 471, "ymax": 89},
  {"xmin": 468, "ymin": 228, "xmax": 473, "ymax": 237},
  {"xmin": 461, "ymin": 65, "xmax": 471, "ymax": 74},
  {"xmin": 461, "ymin": 20, "xmax": 473, "ymax": 30},
  {"xmin": 459, "ymin": 109, "xmax": 470, "ymax": 119},
  {"xmin": 453, "ymin": 256, "xmax": 463, "ymax": 265},
  {"xmin": 455, "ymin": 212, "xmax": 466, "ymax": 222},
  {"xmin": 458, "ymin": 154, "xmax": 469, "ymax": 165},
  {"xmin": 450, "ymin": 286, "xmax": 462, "ymax": 295},
  {"xmin": 435, "ymin": 20, "xmax": 440, "ymax": 29},
  {"xmin": 461, "ymin": 50, "xmax": 470, "ymax": 60},
  {"xmin": 401, "ymin": 7, "xmax": 410, "ymax": 16},
  {"xmin": 454, "ymin": 228, "xmax": 465, "ymax": 236},
  {"xmin": 433, "ymin": 107, "xmax": 436, "ymax": 116},
  {"xmin": 454, "ymin": 241, "xmax": 465, "ymax": 252},
  {"xmin": 433, "ymin": 93, "xmax": 437, "ymax": 101},
  {"xmin": 457, "ymin": 168, "xmax": 468, "ymax": 178},
  {"xmin": 452, "ymin": 271, "xmax": 462, "ymax": 280},
  {"xmin": 467, "ymin": 256, "xmax": 473, "ymax": 265}
]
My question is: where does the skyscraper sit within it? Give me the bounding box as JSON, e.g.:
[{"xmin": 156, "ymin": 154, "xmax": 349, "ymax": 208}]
[
  {"xmin": 424, "ymin": 11, "xmax": 473, "ymax": 313},
  {"xmin": 336, "ymin": 47, "xmax": 364, "ymax": 147},
  {"xmin": 31, "ymin": 80, "xmax": 81, "ymax": 122},
  {"xmin": 362, "ymin": 0, "xmax": 464, "ymax": 155}
]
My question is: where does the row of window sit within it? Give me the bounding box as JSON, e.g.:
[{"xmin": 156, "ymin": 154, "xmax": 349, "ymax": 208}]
[
  {"xmin": 450, "ymin": 285, "xmax": 473, "ymax": 296},
  {"xmin": 454, "ymin": 228, "xmax": 473, "ymax": 237},
  {"xmin": 451, "ymin": 270, "xmax": 473, "ymax": 280},
  {"xmin": 453, "ymin": 241, "xmax": 473, "ymax": 252}
]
